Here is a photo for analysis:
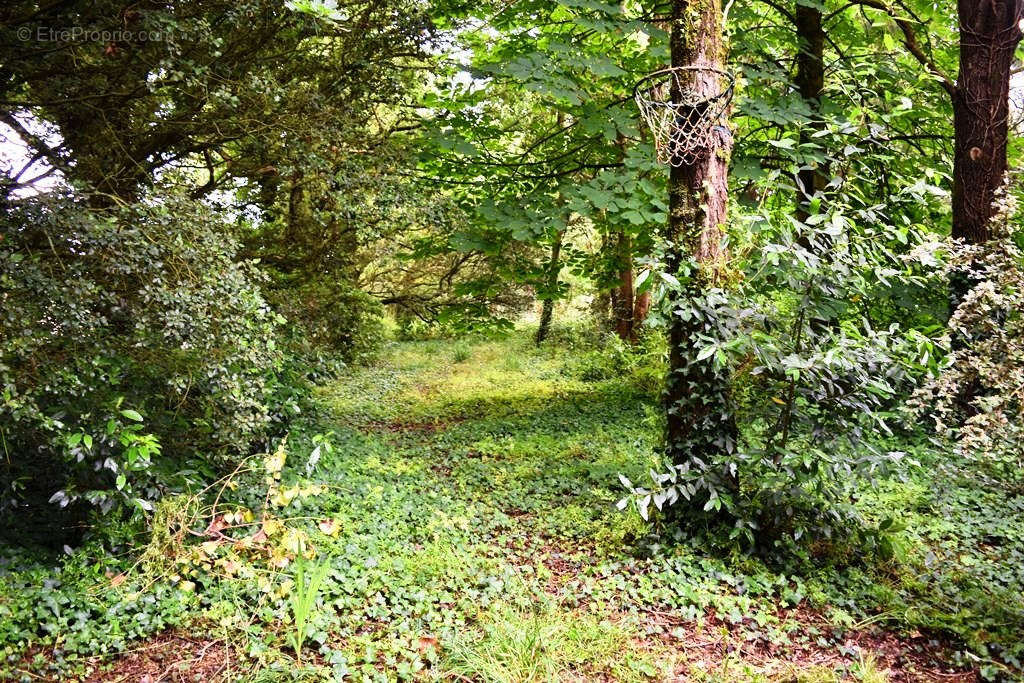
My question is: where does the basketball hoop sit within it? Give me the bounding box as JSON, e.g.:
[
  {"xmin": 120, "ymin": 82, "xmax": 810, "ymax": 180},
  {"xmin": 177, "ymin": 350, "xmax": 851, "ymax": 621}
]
[{"xmin": 634, "ymin": 66, "xmax": 735, "ymax": 167}]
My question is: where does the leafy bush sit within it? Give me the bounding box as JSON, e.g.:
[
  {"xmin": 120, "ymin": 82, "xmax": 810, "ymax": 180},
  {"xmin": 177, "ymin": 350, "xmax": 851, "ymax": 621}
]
[
  {"xmin": 624, "ymin": 198, "xmax": 942, "ymax": 552},
  {"xmin": 909, "ymin": 188, "xmax": 1024, "ymax": 492},
  {"xmin": 0, "ymin": 192, "xmax": 287, "ymax": 527},
  {"xmin": 267, "ymin": 276, "xmax": 385, "ymax": 364},
  {"xmin": 0, "ymin": 545, "xmax": 195, "ymax": 679},
  {"xmin": 451, "ymin": 342, "xmax": 472, "ymax": 363},
  {"xmin": 563, "ymin": 331, "xmax": 664, "ymax": 390},
  {"xmin": 396, "ymin": 309, "xmax": 516, "ymax": 341}
]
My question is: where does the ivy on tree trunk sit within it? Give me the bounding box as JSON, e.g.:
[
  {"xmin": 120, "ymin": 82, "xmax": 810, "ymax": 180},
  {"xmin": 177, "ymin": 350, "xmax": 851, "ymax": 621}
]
[{"xmin": 663, "ymin": 0, "xmax": 739, "ymax": 472}]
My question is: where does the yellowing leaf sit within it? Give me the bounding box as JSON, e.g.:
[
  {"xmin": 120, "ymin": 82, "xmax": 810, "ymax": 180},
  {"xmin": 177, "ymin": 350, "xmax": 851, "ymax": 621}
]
[
  {"xmin": 271, "ymin": 486, "xmax": 300, "ymax": 508},
  {"xmin": 318, "ymin": 518, "xmax": 340, "ymax": 537},
  {"xmin": 283, "ymin": 529, "xmax": 308, "ymax": 555},
  {"xmin": 265, "ymin": 441, "xmax": 287, "ymax": 476}
]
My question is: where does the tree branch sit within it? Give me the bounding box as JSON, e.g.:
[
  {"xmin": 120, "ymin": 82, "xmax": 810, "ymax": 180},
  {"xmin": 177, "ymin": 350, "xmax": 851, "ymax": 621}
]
[{"xmin": 832, "ymin": 0, "xmax": 956, "ymax": 96}]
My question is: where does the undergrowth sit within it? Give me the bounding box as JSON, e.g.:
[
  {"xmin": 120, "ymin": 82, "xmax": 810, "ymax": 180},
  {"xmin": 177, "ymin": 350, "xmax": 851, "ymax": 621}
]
[{"xmin": 0, "ymin": 328, "xmax": 1021, "ymax": 681}]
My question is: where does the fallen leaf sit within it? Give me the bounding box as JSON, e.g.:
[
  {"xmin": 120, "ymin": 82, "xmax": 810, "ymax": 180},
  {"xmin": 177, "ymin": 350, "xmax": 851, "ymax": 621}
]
[
  {"xmin": 205, "ymin": 515, "xmax": 228, "ymax": 536},
  {"xmin": 417, "ymin": 635, "xmax": 439, "ymax": 653}
]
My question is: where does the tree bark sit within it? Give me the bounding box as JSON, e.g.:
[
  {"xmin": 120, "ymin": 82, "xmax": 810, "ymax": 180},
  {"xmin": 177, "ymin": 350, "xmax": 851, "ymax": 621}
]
[
  {"xmin": 664, "ymin": 0, "xmax": 739, "ymax": 467},
  {"xmin": 535, "ymin": 229, "xmax": 565, "ymax": 345},
  {"xmin": 793, "ymin": 1, "xmax": 828, "ymax": 224},
  {"xmin": 613, "ymin": 231, "xmax": 636, "ymax": 341},
  {"xmin": 536, "ymin": 297, "xmax": 556, "ymax": 345},
  {"xmin": 633, "ymin": 290, "xmax": 652, "ymax": 330},
  {"xmin": 951, "ymin": 0, "xmax": 1023, "ymax": 245}
]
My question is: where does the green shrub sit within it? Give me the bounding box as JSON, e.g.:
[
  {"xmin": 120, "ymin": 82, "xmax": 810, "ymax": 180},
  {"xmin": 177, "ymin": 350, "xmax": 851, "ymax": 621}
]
[
  {"xmin": 268, "ymin": 277, "xmax": 385, "ymax": 364},
  {"xmin": 621, "ymin": 201, "xmax": 939, "ymax": 552},
  {"xmin": 0, "ymin": 192, "xmax": 289, "ymax": 529},
  {"xmin": 452, "ymin": 342, "xmax": 472, "ymax": 363},
  {"xmin": 563, "ymin": 330, "xmax": 665, "ymax": 386},
  {"xmin": 909, "ymin": 190, "xmax": 1024, "ymax": 493}
]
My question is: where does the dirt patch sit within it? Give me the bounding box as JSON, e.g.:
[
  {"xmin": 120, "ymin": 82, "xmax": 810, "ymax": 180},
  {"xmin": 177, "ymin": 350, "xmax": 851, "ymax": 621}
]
[
  {"xmin": 540, "ymin": 549, "xmax": 584, "ymax": 595},
  {"xmin": 84, "ymin": 631, "xmax": 236, "ymax": 683},
  {"xmin": 498, "ymin": 530, "xmax": 597, "ymax": 597},
  {"xmin": 430, "ymin": 462, "xmax": 453, "ymax": 476},
  {"xmin": 636, "ymin": 607, "xmax": 975, "ymax": 682}
]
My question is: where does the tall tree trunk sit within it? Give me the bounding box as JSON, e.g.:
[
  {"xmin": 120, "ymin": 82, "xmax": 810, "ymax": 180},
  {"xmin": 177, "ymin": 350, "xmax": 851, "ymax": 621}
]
[
  {"xmin": 613, "ymin": 231, "xmax": 636, "ymax": 341},
  {"xmin": 664, "ymin": 0, "xmax": 739, "ymax": 467},
  {"xmin": 591, "ymin": 289, "xmax": 612, "ymax": 327},
  {"xmin": 611, "ymin": 134, "xmax": 641, "ymax": 342},
  {"xmin": 949, "ymin": 0, "xmax": 1022, "ymax": 409},
  {"xmin": 535, "ymin": 229, "xmax": 565, "ymax": 345},
  {"xmin": 952, "ymin": 0, "xmax": 1023, "ymax": 246},
  {"xmin": 536, "ymin": 297, "xmax": 556, "ymax": 345},
  {"xmin": 793, "ymin": 2, "xmax": 828, "ymax": 224},
  {"xmin": 792, "ymin": 5, "xmax": 839, "ymax": 333},
  {"xmin": 633, "ymin": 290, "xmax": 652, "ymax": 330}
]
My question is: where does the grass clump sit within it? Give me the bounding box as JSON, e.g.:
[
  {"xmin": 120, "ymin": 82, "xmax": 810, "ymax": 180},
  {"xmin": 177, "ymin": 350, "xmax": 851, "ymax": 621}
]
[{"xmin": 443, "ymin": 603, "xmax": 663, "ymax": 682}]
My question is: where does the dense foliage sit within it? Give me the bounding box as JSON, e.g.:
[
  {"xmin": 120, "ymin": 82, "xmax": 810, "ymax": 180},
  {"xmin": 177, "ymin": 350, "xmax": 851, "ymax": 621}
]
[
  {"xmin": 911, "ymin": 184, "xmax": 1024, "ymax": 493},
  {"xmin": 0, "ymin": 0, "xmax": 1023, "ymax": 678},
  {"xmin": 1, "ymin": 336, "xmax": 1022, "ymax": 680},
  {"xmin": 0, "ymin": 192, "xmax": 286, "ymax": 538}
]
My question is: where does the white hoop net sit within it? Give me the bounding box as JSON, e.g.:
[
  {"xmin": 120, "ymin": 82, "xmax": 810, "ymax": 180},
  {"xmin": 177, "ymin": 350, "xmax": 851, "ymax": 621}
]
[{"xmin": 634, "ymin": 66, "xmax": 735, "ymax": 167}]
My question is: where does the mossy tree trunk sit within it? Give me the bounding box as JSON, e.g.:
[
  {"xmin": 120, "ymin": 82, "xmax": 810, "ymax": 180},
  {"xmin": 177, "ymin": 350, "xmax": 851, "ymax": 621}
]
[{"xmin": 663, "ymin": 0, "xmax": 739, "ymax": 471}]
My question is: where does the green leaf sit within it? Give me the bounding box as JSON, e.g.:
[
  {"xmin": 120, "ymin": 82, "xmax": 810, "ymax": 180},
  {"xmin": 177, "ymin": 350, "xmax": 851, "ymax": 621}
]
[
  {"xmin": 120, "ymin": 409, "xmax": 144, "ymax": 422},
  {"xmin": 696, "ymin": 344, "xmax": 718, "ymax": 361},
  {"xmin": 621, "ymin": 210, "xmax": 644, "ymax": 225},
  {"xmin": 659, "ymin": 272, "xmax": 680, "ymax": 287}
]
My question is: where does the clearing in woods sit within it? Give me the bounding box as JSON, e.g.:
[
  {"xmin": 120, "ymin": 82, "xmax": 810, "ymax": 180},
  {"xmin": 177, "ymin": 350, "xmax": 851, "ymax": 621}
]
[{"xmin": 16, "ymin": 330, "xmax": 1009, "ymax": 682}]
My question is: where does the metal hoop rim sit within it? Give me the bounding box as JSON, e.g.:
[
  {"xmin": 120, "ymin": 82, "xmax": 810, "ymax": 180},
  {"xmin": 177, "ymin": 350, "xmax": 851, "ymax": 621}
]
[{"xmin": 632, "ymin": 66, "xmax": 736, "ymax": 106}]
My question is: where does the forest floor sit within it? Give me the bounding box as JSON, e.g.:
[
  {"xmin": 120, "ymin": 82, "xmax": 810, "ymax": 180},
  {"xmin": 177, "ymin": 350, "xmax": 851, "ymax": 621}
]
[{"xmin": 3, "ymin": 330, "xmax": 1022, "ymax": 682}]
